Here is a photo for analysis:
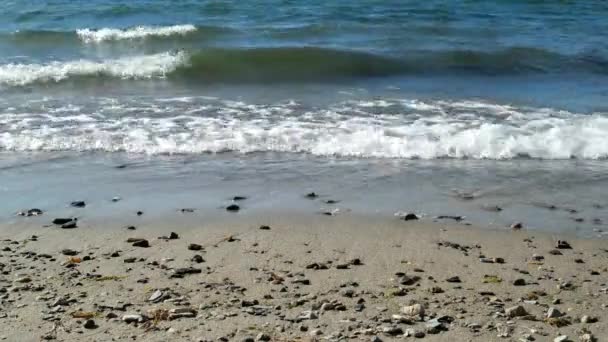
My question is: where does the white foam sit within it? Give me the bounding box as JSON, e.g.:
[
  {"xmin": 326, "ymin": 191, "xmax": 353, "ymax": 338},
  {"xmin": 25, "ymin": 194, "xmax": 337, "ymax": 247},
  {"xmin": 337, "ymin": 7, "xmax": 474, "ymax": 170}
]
[
  {"xmin": 0, "ymin": 51, "xmax": 188, "ymax": 86},
  {"xmin": 76, "ymin": 24, "xmax": 197, "ymax": 43},
  {"xmin": 1, "ymin": 99, "xmax": 607, "ymax": 159}
]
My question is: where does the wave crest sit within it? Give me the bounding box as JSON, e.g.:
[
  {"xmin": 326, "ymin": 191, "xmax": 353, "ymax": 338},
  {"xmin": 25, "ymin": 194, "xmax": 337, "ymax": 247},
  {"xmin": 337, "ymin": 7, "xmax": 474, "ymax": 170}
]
[{"xmin": 76, "ymin": 24, "xmax": 197, "ymax": 43}]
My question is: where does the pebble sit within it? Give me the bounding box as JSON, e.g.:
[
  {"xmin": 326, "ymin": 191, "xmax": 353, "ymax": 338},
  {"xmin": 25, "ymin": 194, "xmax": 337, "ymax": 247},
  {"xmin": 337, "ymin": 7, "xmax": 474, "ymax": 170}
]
[
  {"xmin": 255, "ymin": 333, "xmax": 271, "ymax": 341},
  {"xmin": 188, "ymin": 243, "xmax": 203, "ymax": 251},
  {"xmin": 131, "ymin": 239, "xmax": 149, "ymax": 248},
  {"xmin": 554, "ymin": 335, "xmax": 568, "ymax": 342},
  {"xmin": 546, "ymin": 307, "xmax": 562, "ymax": 318},
  {"xmin": 83, "ymin": 319, "xmax": 96, "ymax": 329},
  {"xmin": 446, "ymin": 276, "xmax": 461, "ymax": 283},
  {"xmin": 70, "ymin": 201, "xmax": 86, "ymax": 208},
  {"xmin": 61, "ymin": 221, "xmax": 78, "ymax": 229},
  {"xmin": 226, "ymin": 204, "xmax": 240, "ymax": 212},
  {"xmin": 401, "ymin": 304, "xmax": 424, "ymax": 318},
  {"xmin": 401, "ymin": 213, "xmax": 419, "ymax": 221},
  {"xmin": 556, "ymin": 240, "xmax": 572, "ymax": 249},
  {"xmin": 52, "ymin": 218, "xmax": 73, "ymax": 225},
  {"xmin": 148, "ymin": 290, "xmax": 163, "ymax": 303},
  {"xmin": 259, "ymin": 225, "xmax": 271, "ymax": 230},
  {"xmin": 61, "ymin": 249, "xmax": 78, "ymax": 256},
  {"xmin": 513, "ymin": 278, "xmax": 526, "ymax": 286},
  {"xmin": 505, "ymin": 305, "xmax": 528, "ymax": 318},
  {"xmin": 511, "ymin": 222, "xmax": 523, "ymax": 229},
  {"xmin": 191, "ymin": 255, "xmax": 204, "ymax": 263},
  {"xmin": 122, "ymin": 314, "xmax": 145, "ymax": 323}
]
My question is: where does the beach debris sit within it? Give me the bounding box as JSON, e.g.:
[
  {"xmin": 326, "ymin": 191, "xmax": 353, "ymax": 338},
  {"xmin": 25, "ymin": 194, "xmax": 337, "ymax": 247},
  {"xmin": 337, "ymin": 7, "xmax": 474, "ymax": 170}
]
[
  {"xmin": 259, "ymin": 225, "xmax": 271, "ymax": 230},
  {"xmin": 556, "ymin": 240, "xmax": 572, "ymax": 249},
  {"xmin": 513, "ymin": 278, "xmax": 526, "ymax": 286},
  {"xmin": 233, "ymin": 196, "xmax": 247, "ymax": 201},
  {"xmin": 61, "ymin": 249, "xmax": 78, "ymax": 256},
  {"xmin": 400, "ymin": 213, "xmax": 419, "ymax": 221},
  {"xmin": 482, "ymin": 275, "xmax": 502, "ymax": 283},
  {"xmin": 136, "ymin": 211, "xmax": 143, "ymax": 216},
  {"xmin": 159, "ymin": 232, "xmax": 179, "ymax": 240},
  {"xmin": 70, "ymin": 201, "xmax": 85, "ymax": 208},
  {"xmin": 122, "ymin": 314, "xmax": 146, "ymax": 324},
  {"xmin": 554, "ymin": 335, "xmax": 569, "ymax": 342},
  {"xmin": 179, "ymin": 208, "xmax": 195, "ymax": 213},
  {"xmin": 111, "ymin": 196, "xmax": 121, "ymax": 202},
  {"xmin": 436, "ymin": 215, "xmax": 464, "ymax": 221},
  {"xmin": 187, "ymin": 243, "xmax": 202, "ymax": 251}
]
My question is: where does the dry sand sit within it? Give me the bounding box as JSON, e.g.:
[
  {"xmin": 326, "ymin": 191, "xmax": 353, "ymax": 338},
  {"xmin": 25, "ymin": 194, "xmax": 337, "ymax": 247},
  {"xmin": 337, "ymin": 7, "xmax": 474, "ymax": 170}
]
[{"xmin": 0, "ymin": 213, "xmax": 606, "ymax": 341}]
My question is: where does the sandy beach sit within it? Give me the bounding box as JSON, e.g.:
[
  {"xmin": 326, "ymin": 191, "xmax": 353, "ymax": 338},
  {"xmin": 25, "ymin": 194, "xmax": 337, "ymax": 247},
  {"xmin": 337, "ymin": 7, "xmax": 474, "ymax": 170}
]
[{"xmin": 1, "ymin": 211, "xmax": 605, "ymax": 342}]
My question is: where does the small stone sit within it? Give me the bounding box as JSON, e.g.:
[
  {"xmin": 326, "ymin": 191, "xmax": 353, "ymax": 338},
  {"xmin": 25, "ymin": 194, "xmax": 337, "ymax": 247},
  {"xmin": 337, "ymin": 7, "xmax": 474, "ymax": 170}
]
[
  {"xmin": 547, "ymin": 307, "xmax": 562, "ymax": 318},
  {"xmin": 83, "ymin": 319, "xmax": 96, "ymax": 329},
  {"xmin": 52, "ymin": 218, "xmax": 73, "ymax": 225},
  {"xmin": 305, "ymin": 192, "xmax": 318, "ymax": 199},
  {"xmin": 554, "ymin": 336, "xmax": 568, "ymax": 342},
  {"xmin": 168, "ymin": 232, "xmax": 179, "ymax": 239},
  {"xmin": 255, "ymin": 333, "xmax": 271, "ymax": 341},
  {"xmin": 61, "ymin": 249, "xmax": 78, "ymax": 256},
  {"xmin": 123, "ymin": 257, "xmax": 136, "ymax": 263},
  {"xmin": 226, "ymin": 204, "xmax": 240, "ymax": 212},
  {"xmin": 505, "ymin": 305, "xmax": 527, "ymax": 318},
  {"xmin": 580, "ymin": 315, "xmax": 597, "ymax": 323},
  {"xmin": 401, "ymin": 303, "xmax": 424, "ymax": 318},
  {"xmin": 381, "ymin": 326, "xmax": 403, "ymax": 335},
  {"xmin": 531, "ymin": 254, "xmax": 544, "ymax": 261},
  {"xmin": 259, "ymin": 225, "xmax": 271, "ymax": 230},
  {"xmin": 579, "ymin": 333, "xmax": 595, "ymax": 342},
  {"xmin": 132, "ymin": 239, "xmax": 149, "ymax": 248},
  {"xmin": 61, "ymin": 221, "xmax": 78, "ymax": 229},
  {"xmin": 191, "ymin": 255, "xmax": 204, "ymax": 263},
  {"xmin": 549, "ymin": 249, "xmax": 563, "ymax": 255},
  {"xmin": 171, "ymin": 267, "xmax": 201, "ymax": 277},
  {"xmin": 148, "ymin": 290, "xmax": 163, "ymax": 303},
  {"xmin": 137, "ymin": 211, "xmax": 143, "ymax": 216},
  {"xmin": 556, "ymin": 240, "xmax": 572, "ymax": 249},
  {"xmin": 513, "ymin": 278, "xmax": 526, "ymax": 286},
  {"xmin": 70, "ymin": 201, "xmax": 86, "ymax": 208},
  {"xmin": 370, "ymin": 336, "xmax": 382, "ymax": 342},
  {"xmin": 511, "ymin": 222, "xmax": 523, "ymax": 229},
  {"xmin": 446, "ymin": 276, "xmax": 461, "ymax": 283},
  {"xmin": 401, "ymin": 213, "xmax": 419, "ymax": 221},
  {"xmin": 188, "ymin": 243, "xmax": 202, "ymax": 251},
  {"xmin": 297, "ymin": 310, "xmax": 318, "ymax": 320},
  {"xmin": 121, "ymin": 314, "xmax": 145, "ymax": 323}
]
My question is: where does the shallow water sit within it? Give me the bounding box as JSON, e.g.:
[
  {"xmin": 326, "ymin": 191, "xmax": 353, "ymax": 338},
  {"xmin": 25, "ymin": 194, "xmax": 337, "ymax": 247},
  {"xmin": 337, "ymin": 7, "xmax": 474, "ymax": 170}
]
[{"xmin": 0, "ymin": 1, "xmax": 607, "ymax": 236}]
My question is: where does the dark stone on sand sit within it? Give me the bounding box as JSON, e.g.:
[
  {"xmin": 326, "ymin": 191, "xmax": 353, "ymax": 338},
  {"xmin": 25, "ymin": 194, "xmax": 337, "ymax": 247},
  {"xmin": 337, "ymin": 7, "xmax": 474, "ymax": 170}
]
[
  {"xmin": 259, "ymin": 225, "xmax": 271, "ymax": 230},
  {"xmin": 136, "ymin": 211, "xmax": 143, "ymax": 216},
  {"xmin": 305, "ymin": 192, "xmax": 318, "ymax": 199},
  {"xmin": 401, "ymin": 213, "xmax": 419, "ymax": 221},
  {"xmin": 574, "ymin": 258, "xmax": 584, "ymax": 264},
  {"xmin": 61, "ymin": 249, "xmax": 78, "ymax": 256},
  {"xmin": 83, "ymin": 319, "xmax": 97, "ymax": 329},
  {"xmin": 513, "ymin": 278, "xmax": 526, "ymax": 286},
  {"xmin": 324, "ymin": 200, "xmax": 339, "ymax": 204},
  {"xmin": 226, "ymin": 204, "xmax": 240, "ymax": 212},
  {"xmin": 180, "ymin": 208, "xmax": 195, "ymax": 213},
  {"xmin": 171, "ymin": 267, "xmax": 202, "ymax": 278},
  {"xmin": 549, "ymin": 249, "xmax": 563, "ymax": 255},
  {"xmin": 19, "ymin": 208, "xmax": 43, "ymax": 217},
  {"xmin": 127, "ymin": 238, "xmax": 149, "ymax": 248},
  {"xmin": 61, "ymin": 221, "xmax": 78, "ymax": 229},
  {"xmin": 132, "ymin": 239, "xmax": 149, "ymax": 248},
  {"xmin": 556, "ymin": 240, "xmax": 572, "ymax": 249},
  {"xmin": 188, "ymin": 243, "xmax": 202, "ymax": 251},
  {"xmin": 70, "ymin": 201, "xmax": 86, "ymax": 208},
  {"xmin": 126, "ymin": 226, "xmax": 136, "ymax": 230},
  {"xmin": 53, "ymin": 218, "xmax": 74, "ymax": 225},
  {"xmin": 191, "ymin": 255, "xmax": 204, "ymax": 263},
  {"xmin": 510, "ymin": 222, "xmax": 523, "ymax": 229},
  {"xmin": 437, "ymin": 215, "xmax": 464, "ymax": 221},
  {"xmin": 233, "ymin": 196, "xmax": 247, "ymax": 201},
  {"xmin": 446, "ymin": 276, "xmax": 461, "ymax": 283},
  {"xmin": 350, "ymin": 258, "xmax": 362, "ymax": 265},
  {"xmin": 169, "ymin": 232, "xmax": 179, "ymax": 240},
  {"xmin": 124, "ymin": 257, "xmax": 136, "ymax": 263}
]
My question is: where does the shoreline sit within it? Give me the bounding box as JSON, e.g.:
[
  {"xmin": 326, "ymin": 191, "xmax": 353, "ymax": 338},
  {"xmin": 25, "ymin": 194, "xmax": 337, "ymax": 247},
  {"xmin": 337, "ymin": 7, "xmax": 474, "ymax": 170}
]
[{"xmin": 1, "ymin": 213, "xmax": 606, "ymax": 341}]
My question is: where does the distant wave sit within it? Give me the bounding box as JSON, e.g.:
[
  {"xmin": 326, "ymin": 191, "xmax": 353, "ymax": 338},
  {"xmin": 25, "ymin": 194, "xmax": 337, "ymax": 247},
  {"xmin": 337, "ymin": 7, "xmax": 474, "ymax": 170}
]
[
  {"xmin": 1, "ymin": 98, "xmax": 607, "ymax": 160},
  {"xmin": 2, "ymin": 47, "xmax": 607, "ymax": 87},
  {"xmin": 76, "ymin": 24, "xmax": 198, "ymax": 43}
]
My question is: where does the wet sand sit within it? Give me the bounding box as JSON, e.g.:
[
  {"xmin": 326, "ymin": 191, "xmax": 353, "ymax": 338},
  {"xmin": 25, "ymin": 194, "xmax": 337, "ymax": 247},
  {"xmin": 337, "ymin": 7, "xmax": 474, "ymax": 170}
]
[{"xmin": 0, "ymin": 213, "xmax": 606, "ymax": 341}]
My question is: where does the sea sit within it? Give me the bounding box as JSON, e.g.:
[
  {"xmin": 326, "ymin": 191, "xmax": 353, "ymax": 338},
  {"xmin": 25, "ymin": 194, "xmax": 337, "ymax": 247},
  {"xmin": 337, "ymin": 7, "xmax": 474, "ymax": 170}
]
[{"xmin": 1, "ymin": 1, "xmax": 607, "ymax": 236}]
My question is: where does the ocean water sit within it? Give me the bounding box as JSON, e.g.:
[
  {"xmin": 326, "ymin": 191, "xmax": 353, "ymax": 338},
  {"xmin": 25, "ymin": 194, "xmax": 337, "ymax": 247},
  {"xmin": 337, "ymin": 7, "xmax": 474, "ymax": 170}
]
[{"xmin": 1, "ymin": 1, "xmax": 607, "ymax": 235}]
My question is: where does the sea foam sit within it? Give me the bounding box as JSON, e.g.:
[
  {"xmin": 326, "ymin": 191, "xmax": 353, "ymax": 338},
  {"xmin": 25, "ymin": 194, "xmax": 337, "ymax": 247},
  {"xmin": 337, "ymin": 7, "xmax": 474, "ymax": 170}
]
[{"xmin": 1, "ymin": 98, "xmax": 607, "ymax": 159}]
